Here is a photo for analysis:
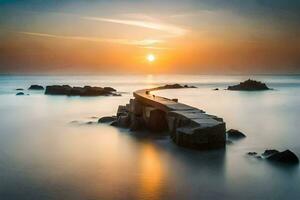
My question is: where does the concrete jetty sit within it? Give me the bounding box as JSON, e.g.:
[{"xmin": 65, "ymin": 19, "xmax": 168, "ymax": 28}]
[{"xmin": 113, "ymin": 85, "xmax": 226, "ymax": 150}]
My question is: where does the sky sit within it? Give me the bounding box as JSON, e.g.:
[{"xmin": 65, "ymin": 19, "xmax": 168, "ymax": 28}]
[{"xmin": 0, "ymin": 0, "xmax": 300, "ymax": 74}]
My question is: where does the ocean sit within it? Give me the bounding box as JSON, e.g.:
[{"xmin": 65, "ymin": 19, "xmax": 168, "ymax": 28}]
[{"xmin": 0, "ymin": 75, "xmax": 299, "ymax": 200}]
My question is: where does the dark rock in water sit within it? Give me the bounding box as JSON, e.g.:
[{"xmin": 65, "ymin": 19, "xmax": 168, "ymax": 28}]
[
  {"xmin": 28, "ymin": 85, "xmax": 44, "ymax": 90},
  {"xmin": 110, "ymin": 120, "xmax": 118, "ymax": 126},
  {"xmin": 104, "ymin": 87, "xmax": 116, "ymax": 92},
  {"xmin": 262, "ymin": 149, "xmax": 279, "ymax": 157},
  {"xmin": 16, "ymin": 92, "xmax": 24, "ymax": 96},
  {"xmin": 45, "ymin": 85, "xmax": 72, "ymax": 95},
  {"xmin": 98, "ymin": 116, "xmax": 117, "ymax": 123},
  {"xmin": 129, "ymin": 115, "xmax": 145, "ymax": 131},
  {"xmin": 247, "ymin": 152, "xmax": 257, "ymax": 156},
  {"xmin": 213, "ymin": 88, "xmax": 219, "ymax": 90},
  {"xmin": 16, "ymin": 88, "xmax": 24, "ymax": 91},
  {"xmin": 86, "ymin": 121, "xmax": 94, "ymax": 125},
  {"xmin": 227, "ymin": 79, "xmax": 270, "ymax": 91},
  {"xmin": 267, "ymin": 150, "xmax": 299, "ymax": 164},
  {"xmin": 155, "ymin": 84, "xmax": 197, "ymax": 90},
  {"xmin": 117, "ymin": 114, "xmax": 130, "ymax": 128},
  {"xmin": 45, "ymin": 85, "xmax": 118, "ymax": 96},
  {"xmin": 227, "ymin": 129, "xmax": 246, "ymax": 139}
]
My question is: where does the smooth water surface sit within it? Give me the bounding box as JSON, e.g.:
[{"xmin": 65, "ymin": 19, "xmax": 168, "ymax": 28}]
[{"xmin": 0, "ymin": 75, "xmax": 299, "ymax": 200}]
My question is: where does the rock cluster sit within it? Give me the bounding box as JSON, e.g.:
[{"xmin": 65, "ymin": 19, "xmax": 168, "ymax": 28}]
[
  {"xmin": 45, "ymin": 85, "xmax": 119, "ymax": 96},
  {"xmin": 154, "ymin": 84, "xmax": 196, "ymax": 90},
  {"xmin": 28, "ymin": 85, "xmax": 44, "ymax": 90},
  {"xmin": 227, "ymin": 79, "xmax": 270, "ymax": 91},
  {"xmin": 247, "ymin": 149, "xmax": 299, "ymax": 165},
  {"xmin": 105, "ymin": 99, "xmax": 168, "ymax": 132}
]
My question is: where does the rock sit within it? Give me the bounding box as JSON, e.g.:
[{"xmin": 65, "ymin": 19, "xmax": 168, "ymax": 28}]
[
  {"xmin": 227, "ymin": 129, "xmax": 246, "ymax": 139},
  {"xmin": 267, "ymin": 150, "xmax": 299, "ymax": 164},
  {"xmin": 16, "ymin": 88, "xmax": 24, "ymax": 91},
  {"xmin": 117, "ymin": 114, "xmax": 130, "ymax": 128},
  {"xmin": 130, "ymin": 99, "xmax": 143, "ymax": 115},
  {"xmin": 247, "ymin": 152, "xmax": 257, "ymax": 156},
  {"xmin": 104, "ymin": 87, "xmax": 116, "ymax": 92},
  {"xmin": 45, "ymin": 85, "xmax": 72, "ymax": 95},
  {"xmin": 28, "ymin": 85, "xmax": 44, "ymax": 90},
  {"xmin": 117, "ymin": 105, "xmax": 128, "ymax": 117},
  {"xmin": 98, "ymin": 116, "xmax": 117, "ymax": 123},
  {"xmin": 213, "ymin": 88, "xmax": 219, "ymax": 90},
  {"xmin": 45, "ymin": 85, "xmax": 117, "ymax": 96},
  {"xmin": 86, "ymin": 121, "xmax": 94, "ymax": 125},
  {"xmin": 155, "ymin": 84, "xmax": 197, "ymax": 90},
  {"xmin": 147, "ymin": 109, "xmax": 168, "ymax": 132},
  {"xmin": 262, "ymin": 149, "xmax": 279, "ymax": 157},
  {"xmin": 129, "ymin": 115, "xmax": 145, "ymax": 131},
  {"xmin": 110, "ymin": 120, "xmax": 118, "ymax": 126},
  {"xmin": 16, "ymin": 92, "xmax": 24, "ymax": 96},
  {"xmin": 227, "ymin": 79, "xmax": 270, "ymax": 91}
]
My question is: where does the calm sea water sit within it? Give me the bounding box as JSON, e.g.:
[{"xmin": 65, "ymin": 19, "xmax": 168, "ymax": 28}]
[{"xmin": 0, "ymin": 75, "xmax": 300, "ymax": 200}]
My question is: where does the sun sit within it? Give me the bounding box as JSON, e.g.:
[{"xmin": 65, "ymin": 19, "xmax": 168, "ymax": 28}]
[{"xmin": 146, "ymin": 54, "xmax": 156, "ymax": 62}]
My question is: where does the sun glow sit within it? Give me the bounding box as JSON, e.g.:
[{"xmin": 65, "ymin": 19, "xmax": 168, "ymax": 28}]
[{"xmin": 147, "ymin": 54, "xmax": 156, "ymax": 62}]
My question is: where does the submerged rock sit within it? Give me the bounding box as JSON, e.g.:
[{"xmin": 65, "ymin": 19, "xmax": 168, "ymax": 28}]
[
  {"xmin": 247, "ymin": 152, "xmax": 257, "ymax": 156},
  {"xmin": 213, "ymin": 88, "xmax": 219, "ymax": 90},
  {"xmin": 267, "ymin": 150, "xmax": 299, "ymax": 164},
  {"xmin": 16, "ymin": 92, "xmax": 24, "ymax": 96},
  {"xmin": 45, "ymin": 85, "xmax": 118, "ymax": 96},
  {"xmin": 28, "ymin": 85, "xmax": 44, "ymax": 90},
  {"xmin": 227, "ymin": 79, "xmax": 270, "ymax": 91},
  {"xmin": 16, "ymin": 88, "xmax": 24, "ymax": 91},
  {"xmin": 227, "ymin": 129, "xmax": 246, "ymax": 139},
  {"xmin": 98, "ymin": 116, "xmax": 117, "ymax": 123}
]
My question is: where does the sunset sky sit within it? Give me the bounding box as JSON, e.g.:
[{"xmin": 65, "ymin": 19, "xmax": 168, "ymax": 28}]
[{"xmin": 0, "ymin": 0, "xmax": 300, "ymax": 74}]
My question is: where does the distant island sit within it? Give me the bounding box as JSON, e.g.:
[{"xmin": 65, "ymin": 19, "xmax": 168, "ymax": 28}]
[{"xmin": 227, "ymin": 79, "xmax": 270, "ymax": 91}]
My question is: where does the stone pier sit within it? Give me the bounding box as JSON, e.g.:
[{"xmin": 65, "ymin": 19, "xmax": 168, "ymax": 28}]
[{"xmin": 114, "ymin": 86, "xmax": 226, "ymax": 150}]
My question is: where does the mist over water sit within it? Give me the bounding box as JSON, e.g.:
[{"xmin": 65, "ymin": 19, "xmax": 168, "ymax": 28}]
[{"xmin": 0, "ymin": 75, "xmax": 299, "ymax": 200}]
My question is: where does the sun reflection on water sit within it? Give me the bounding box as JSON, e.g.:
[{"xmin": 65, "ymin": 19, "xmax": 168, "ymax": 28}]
[{"xmin": 137, "ymin": 143, "xmax": 164, "ymax": 200}]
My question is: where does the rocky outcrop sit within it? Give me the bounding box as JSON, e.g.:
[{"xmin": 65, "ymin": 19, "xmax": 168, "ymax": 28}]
[
  {"xmin": 45, "ymin": 85, "xmax": 119, "ymax": 96},
  {"xmin": 267, "ymin": 150, "xmax": 299, "ymax": 164},
  {"xmin": 16, "ymin": 92, "xmax": 24, "ymax": 96},
  {"xmin": 98, "ymin": 116, "xmax": 117, "ymax": 123},
  {"xmin": 227, "ymin": 79, "xmax": 270, "ymax": 91},
  {"xmin": 28, "ymin": 85, "xmax": 44, "ymax": 90},
  {"xmin": 247, "ymin": 149, "xmax": 299, "ymax": 165},
  {"xmin": 262, "ymin": 149, "xmax": 279, "ymax": 157},
  {"xmin": 227, "ymin": 129, "xmax": 246, "ymax": 139},
  {"xmin": 154, "ymin": 84, "xmax": 197, "ymax": 90}
]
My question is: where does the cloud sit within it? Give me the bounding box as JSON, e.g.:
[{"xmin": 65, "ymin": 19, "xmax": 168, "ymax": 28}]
[
  {"xmin": 82, "ymin": 16, "xmax": 188, "ymax": 37},
  {"xmin": 17, "ymin": 31, "xmax": 163, "ymax": 46}
]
